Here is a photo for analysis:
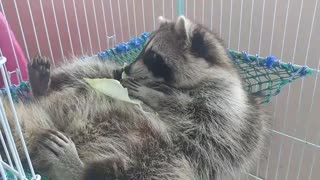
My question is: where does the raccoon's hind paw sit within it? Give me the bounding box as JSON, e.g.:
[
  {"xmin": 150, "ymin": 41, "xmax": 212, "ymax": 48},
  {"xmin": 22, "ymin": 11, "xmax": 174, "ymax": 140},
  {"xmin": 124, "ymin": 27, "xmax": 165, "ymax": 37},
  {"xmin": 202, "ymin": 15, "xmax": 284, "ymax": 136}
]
[
  {"xmin": 36, "ymin": 129, "xmax": 84, "ymax": 179},
  {"xmin": 39, "ymin": 129, "xmax": 82, "ymax": 163},
  {"xmin": 28, "ymin": 55, "xmax": 51, "ymax": 97}
]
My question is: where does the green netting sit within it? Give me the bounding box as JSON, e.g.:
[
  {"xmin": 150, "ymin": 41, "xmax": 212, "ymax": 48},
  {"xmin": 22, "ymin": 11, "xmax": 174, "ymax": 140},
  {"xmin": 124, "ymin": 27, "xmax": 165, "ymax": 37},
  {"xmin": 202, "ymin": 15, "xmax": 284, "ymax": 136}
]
[
  {"xmin": 1, "ymin": 32, "xmax": 319, "ymax": 180},
  {"xmin": 1, "ymin": 32, "xmax": 319, "ymax": 104},
  {"xmin": 228, "ymin": 50, "xmax": 317, "ymax": 103},
  {"xmin": 1, "ymin": 171, "xmax": 40, "ymax": 180},
  {"xmin": 97, "ymin": 32, "xmax": 319, "ymax": 103}
]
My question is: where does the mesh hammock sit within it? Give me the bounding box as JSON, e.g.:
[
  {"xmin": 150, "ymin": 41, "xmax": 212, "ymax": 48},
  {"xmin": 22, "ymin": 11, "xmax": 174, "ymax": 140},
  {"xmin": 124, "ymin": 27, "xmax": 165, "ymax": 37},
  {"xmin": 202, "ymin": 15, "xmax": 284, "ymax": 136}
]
[
  {"xmin": 2, "ymin": 32, "xmax": 317, "ymax": 104},
  {"xmin": 1, "ymin": 33, "xmax": 319, "ymax": 179},
  {"xmin": 98, "ymin": 33, "xmax": 319, "ymax": 103}
]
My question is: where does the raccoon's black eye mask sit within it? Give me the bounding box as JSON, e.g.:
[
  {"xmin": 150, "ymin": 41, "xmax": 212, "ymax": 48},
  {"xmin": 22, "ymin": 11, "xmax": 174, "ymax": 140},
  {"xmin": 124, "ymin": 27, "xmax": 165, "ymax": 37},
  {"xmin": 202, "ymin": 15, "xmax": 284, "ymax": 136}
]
[{"xmin": 143, "ymin": 50, "xmax": 173, "ymax": 82}]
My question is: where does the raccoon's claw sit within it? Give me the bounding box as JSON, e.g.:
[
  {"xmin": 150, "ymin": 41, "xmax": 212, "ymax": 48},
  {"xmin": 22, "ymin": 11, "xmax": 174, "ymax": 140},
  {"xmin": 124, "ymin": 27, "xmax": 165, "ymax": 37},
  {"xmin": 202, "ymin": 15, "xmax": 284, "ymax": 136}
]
[
  {"xmin": 39, "ymin": 130, "xmax": 78, "ymax": 159},
  {"xmin": 121, "ymin": 78, "xmax": 164, "ymax": 108},
  {"xmin": 121, "ymin": 78, "xmax": 141, "ymax": 92},
  {"xmin": 38, "ymin": 129, "xmax": 83, "ymax": 166},
  {"xmin": 28, "ymin": 55, "xmax": 50, "ymax": 77}
]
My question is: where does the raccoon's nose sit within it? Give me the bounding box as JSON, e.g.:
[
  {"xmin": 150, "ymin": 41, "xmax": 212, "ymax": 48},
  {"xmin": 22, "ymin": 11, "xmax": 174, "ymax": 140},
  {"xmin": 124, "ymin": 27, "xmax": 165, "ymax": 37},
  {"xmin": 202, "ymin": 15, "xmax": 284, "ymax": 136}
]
[{"xmin": 113, "ymin": 68, "xmax": 123, "ymax": 80}]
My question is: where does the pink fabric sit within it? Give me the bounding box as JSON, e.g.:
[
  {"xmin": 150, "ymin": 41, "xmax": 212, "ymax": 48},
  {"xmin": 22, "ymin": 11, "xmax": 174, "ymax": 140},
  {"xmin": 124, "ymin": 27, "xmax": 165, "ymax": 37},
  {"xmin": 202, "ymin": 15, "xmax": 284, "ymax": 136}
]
[{"xmin": 0, "ymin": 11, "xmax": 28, "ymax": 88}]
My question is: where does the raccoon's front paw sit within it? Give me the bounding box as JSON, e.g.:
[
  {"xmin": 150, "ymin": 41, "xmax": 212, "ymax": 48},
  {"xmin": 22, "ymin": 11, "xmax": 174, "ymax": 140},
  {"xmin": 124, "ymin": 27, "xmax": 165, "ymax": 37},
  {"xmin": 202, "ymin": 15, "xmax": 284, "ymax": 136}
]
[
  {"xmin": 121, "ymin": 78, "xmax": 164, "ymax": 107},
  {"xmin": 121, "ymin": 78, "xmax": 141, "ymax": 94},
  {"xmin": 28, "ymin": 55, "xmax": 51, "ymax": 97},
  {"xmin": 37, "ymin": 129, "xmax": 84, "ymax": 179}
]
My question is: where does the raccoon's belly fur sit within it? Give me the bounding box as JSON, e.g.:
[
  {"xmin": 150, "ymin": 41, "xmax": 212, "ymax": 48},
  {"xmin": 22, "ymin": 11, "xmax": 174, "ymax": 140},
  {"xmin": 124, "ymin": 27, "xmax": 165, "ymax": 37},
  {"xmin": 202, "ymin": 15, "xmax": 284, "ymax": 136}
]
[
  {"xmin": 4, "ymin": 79, "xmax": 187, "ymax": 179},
  {"xmin": 2, "ymin": 61, "xmax": 269, "ymax": 180},
  {"xmin": 7, "ymin": 85, "xmax": 171, "ymax": 168},
  {"xmin": 4, "ymin": 83, "xmax": 269, "ymax": 180}
]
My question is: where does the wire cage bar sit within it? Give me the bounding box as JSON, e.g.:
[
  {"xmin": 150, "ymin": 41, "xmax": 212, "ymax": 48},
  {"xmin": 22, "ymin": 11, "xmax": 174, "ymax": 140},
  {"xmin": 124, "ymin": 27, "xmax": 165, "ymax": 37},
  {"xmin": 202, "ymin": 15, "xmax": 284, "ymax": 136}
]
[
  {"xmin": 0, "ymin": 0, "xmax": 319, "ymax": 179},
  {"xmin": 0, "ymin": 52, "xmax": 40, "ymax": 180}
]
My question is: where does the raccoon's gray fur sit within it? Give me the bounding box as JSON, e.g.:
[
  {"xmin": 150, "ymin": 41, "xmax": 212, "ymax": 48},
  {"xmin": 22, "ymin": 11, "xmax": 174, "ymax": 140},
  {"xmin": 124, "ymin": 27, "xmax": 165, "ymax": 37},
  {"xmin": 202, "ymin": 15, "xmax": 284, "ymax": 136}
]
[{"xmin": 2, "ymin": 16, "xmax": 270, "ymax": 180}]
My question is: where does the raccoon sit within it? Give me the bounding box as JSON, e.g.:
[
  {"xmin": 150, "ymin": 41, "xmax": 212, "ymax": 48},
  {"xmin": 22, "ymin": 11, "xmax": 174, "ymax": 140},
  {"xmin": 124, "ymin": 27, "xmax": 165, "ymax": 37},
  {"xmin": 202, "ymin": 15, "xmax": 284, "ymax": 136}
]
[
  {"xmin": 120, "ymin": 16, "xmax": 271, "ymax": 179},
  {"xmin": 2, "ymin": 16, "xmax": 270, "ymax": 180}
]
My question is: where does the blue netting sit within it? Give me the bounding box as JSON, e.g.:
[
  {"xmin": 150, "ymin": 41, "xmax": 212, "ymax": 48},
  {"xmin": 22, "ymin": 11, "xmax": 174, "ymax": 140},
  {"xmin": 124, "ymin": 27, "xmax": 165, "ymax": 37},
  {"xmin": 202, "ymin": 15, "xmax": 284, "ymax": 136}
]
[
  {"xmin": 1, "ymin": 32, "xmax": 319, "ymax": 104},
  {"xmin": 98, "ymin": 32, "xmax": 318, "ymax": 103},
  {"xmin": 1, "ymin": 32, "xmax": 319, "ymax": 179}
]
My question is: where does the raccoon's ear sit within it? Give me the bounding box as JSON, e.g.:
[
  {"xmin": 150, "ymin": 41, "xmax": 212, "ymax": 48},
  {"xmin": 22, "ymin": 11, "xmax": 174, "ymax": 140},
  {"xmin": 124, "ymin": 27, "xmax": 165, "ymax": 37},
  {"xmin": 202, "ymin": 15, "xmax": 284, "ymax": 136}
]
[
  {"xmin": 190, "ymin": 28, "xmax": 210, "ymax": 61},
  {"xmin": 175, "ymin": 16, "xmax": 192, "ymax": 41},
  {"xmin": 158, "ymin": 16, "xmax": 170, "ymax": 27},
  {"xmin": 158, "ymin": 16, "xmax": 169, "ymax": 24}
]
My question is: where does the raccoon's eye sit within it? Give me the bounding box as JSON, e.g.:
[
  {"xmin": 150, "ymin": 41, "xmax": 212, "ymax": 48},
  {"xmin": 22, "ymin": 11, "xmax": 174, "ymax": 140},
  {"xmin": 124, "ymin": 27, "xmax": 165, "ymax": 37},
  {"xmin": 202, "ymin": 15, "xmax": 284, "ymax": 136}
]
[
  {"xmin": 144, "ymin": 51, "xmax": 162, "ymax": 64},
  {"xmin": 143, "ymin": 50, "xmax": 173, "ymax": 81},
  {"xmin": 143, "ymin": 51, "xmax": 163, "ymax": 65}
]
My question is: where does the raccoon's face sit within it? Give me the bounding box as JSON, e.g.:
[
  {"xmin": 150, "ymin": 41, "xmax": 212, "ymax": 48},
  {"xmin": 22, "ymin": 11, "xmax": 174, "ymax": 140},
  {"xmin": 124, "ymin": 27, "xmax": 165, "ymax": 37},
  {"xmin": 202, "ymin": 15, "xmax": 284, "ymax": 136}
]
[{"xmin": 125, "ymin": 16, "xmax": 234, "ymax": 89}]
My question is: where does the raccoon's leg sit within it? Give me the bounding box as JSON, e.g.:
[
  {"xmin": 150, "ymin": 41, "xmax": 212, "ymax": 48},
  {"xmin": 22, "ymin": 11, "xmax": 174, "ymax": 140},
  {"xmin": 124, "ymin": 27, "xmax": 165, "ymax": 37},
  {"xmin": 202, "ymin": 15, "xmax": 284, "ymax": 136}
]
[
  {"xmin": 28, "ymin": 55, "xmax": 122, "ymax": 95},
  {"xmin": 81, "ymin": 156, "xmax": 196, "ymax": 180},
  {"xmin": 48, "ymin": 58, "xmax": 122, "ymax": 92},
  {"xmin": 34, "ymin": 129, "xmax": 84, "ymax": 180},
  {"xmin": 80, "ymin": 142, "xmax": 196, "ymax": 180},
  {"xmin": 28, "ymin": 55, "xmax": 51, "ymax": 98},
  {"xmin": 81, "ymin": 156, "xmax": 128, "ymax": 180},
  {"xmin": 34, "ymin": 129, "xmax": 191, "ymax": 180}
]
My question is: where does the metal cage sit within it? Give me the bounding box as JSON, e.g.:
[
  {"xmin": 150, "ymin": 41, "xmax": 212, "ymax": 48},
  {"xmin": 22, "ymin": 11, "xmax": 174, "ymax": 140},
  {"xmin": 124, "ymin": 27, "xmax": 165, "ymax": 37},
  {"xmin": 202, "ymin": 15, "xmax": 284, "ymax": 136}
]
[{"xmin": 0, "ymin": 0, "xmax": 319, "ymax": 179}]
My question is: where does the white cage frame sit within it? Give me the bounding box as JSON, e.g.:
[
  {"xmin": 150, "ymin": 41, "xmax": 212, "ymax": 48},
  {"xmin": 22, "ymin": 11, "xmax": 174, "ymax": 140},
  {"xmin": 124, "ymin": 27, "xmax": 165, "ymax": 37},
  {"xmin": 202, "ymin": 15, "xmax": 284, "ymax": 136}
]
[
  {"xmin": 0, "ymin": 0, "xmax": 319, "ymax": 179},
  {"xmin": 0, "ymin": 50, "xmax": 40, "ymax": 180}
]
